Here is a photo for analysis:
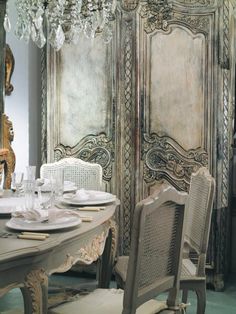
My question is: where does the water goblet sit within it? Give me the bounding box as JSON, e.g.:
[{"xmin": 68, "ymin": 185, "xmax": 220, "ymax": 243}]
[
  {"xmin": 11, "ymin": 172, "xmax": 24, "ymax": 196},
  {"xmin": 26, "ymin": 165, "xmax": 36, "ymax": 181},
  {"xmin": 23, "ymin": 180, "xmax": 36, "ymax": 211},
  {"xmin": 38, "ymin": 179, "xmax": 54, "ymax": 209}
]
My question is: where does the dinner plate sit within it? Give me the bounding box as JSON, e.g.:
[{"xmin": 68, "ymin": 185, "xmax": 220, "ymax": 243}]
[
  {"xmin": 6, "ymin": 216, "xmax": 82, "ymax": 231},
  {"xmin": 61, "ymin": 190, "xmax": 116, "ymax": 206}
]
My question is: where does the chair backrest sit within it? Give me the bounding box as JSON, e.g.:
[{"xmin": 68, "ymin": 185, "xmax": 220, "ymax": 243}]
[
  {"xmin": 40, "ymin": 157, "xmax": 103, "ymax": 190},
  {"xmin": 184, "ymin": 167, "xmax": 215, "ymax": 275},
  {"xmin": 122, "ymin": 186, "xmax": 188, "ymax": 314}
]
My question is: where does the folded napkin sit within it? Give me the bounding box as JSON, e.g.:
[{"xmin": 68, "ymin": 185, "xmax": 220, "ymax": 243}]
[
  {"xmin": 68, "ymin": 189, "xmax": 115, "ymax": 202},
  {"xmin": 12, "ymin": 208, "xmax": 93, "ymax": 222}
]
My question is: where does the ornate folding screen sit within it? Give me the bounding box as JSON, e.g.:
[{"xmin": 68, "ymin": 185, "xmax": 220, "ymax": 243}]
[{"xmin": 42, "ymin": 0, "xmax": 236, "ymax": 290}]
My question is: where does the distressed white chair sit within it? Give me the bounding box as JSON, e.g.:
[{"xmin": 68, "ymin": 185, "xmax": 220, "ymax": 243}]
[
  {"xmin": 48, "ymin": 186, "xmax": 188, "ymax": 314},
  {"xmin": 180, "ymin": 167, "xmax": 215, "ymax": 314},
  {"xmin": 115, "ymin": 167, "xmax": 215, "ymax": 314},
  {"xmin": 40, "ymin": 157, "xmax": 103, "ymax": 190}
]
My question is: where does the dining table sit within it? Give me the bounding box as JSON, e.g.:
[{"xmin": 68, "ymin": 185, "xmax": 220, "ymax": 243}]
[{"xmin": 0, "ymin": 190, "xmax": 119, "ymax": 314}]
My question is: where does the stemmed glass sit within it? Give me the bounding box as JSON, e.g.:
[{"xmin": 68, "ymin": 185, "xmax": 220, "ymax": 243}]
[{"xmin": 11, "ymin": 172, "xmax": 24, "ymax": 197}]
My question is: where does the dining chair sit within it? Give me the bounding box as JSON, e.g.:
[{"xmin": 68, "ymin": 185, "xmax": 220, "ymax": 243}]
[
  {"xmin": 40, "ymin": 157, "xmax": 103, "ymax": 190},
  {"xmin": 48, "ymin": 185, "xmax": 188, "ymax": 314},
  {"xmin": 114, "ymin": 167, "xmax": 215, "ymax": 314}
]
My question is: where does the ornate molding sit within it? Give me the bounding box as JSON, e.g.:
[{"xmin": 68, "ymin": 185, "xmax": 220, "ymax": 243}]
[
  {"xmin": 49, "ymin": 225, "xmax": 113, "ymax": 274},
  {"xmin": 121, "ymin": 0, "xmax": 139, "ymax": 11},
  {"xmin": 175, "ymin": 0, "xmax": 214, "ymax": 6},
  {"xmin": 54, "ymin": 133, "xmax": 114, "ymax": 182},
  {"xmin": 77, "ymin": 230, "xmax": 109, "ymax": 264},
  {"xmin": 172, "ymin": 12, "xmax": 210, "ymax": 33},
  {"xmin": 121, "ymin": 19, "xmax": 135, "ymax": 254},
  {"xmin": 139, "ymin": 0, "xmax": 173, "ymax": 33},
  {"xmin": 143, "ymin": 133, "xmax": 208, "ymax": 191},
  {"xmin": 25, "ymin": 269, "xmax": 48, "ymax": 314}
]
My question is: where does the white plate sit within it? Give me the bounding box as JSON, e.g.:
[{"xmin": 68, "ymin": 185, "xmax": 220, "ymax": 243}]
[
  {"xmin": 6, "ymin": 216, "xmax": 82, "ymax": 231},
  {"xmin": 61, "ymin": 190, "xmax": 116, "ymax": 206}
]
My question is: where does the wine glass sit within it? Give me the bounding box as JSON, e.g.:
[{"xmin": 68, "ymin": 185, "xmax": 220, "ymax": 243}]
[{"xmin": 11, "ymin": 172, "xmax": 24, "ymax": 197}]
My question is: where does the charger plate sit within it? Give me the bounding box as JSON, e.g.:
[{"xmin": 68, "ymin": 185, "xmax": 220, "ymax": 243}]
[
  {"xmin": 61, "ymin": 190, "xmax": 116, "ymax": 206},
  {"xmin": 6, "ymin": 216, "xmax": 82, "ymax": 231}
]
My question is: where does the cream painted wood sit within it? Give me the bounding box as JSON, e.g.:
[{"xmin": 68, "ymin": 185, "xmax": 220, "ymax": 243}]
[{"xmin": 0, "ymin": 201, "xmax": 118, "ymax": 314}]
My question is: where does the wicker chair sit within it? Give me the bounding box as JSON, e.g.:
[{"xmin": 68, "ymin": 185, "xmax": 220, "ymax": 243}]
[
  {"xmin": 40, "ymin": 157, "xmax": 103, "ymax": 190},
  {"xmin": 114, "ymin": 167, "xmax": 215, "ymax": 314},
  {"xmin": 48, "ymin": 186, "xmax": 188, "ymax": 314}
]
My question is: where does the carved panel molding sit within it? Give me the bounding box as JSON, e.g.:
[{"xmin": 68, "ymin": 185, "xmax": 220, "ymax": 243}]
[
  {"xmin": 54, "ymin": 133, "xmax": 114, "ymax": 182},
  {"xmin": 174, "ymin": 0, "xmax": 214, "ymax": 6},
  {"xmin": 143, "ymin": 133, "xmax": 208, "ymax": 191},
  {"xmin": 172, "ymin": 12, "xmax": 210, "ymax": 34},
  {"xmin": 139, "ymin": 0, "xmax": 173, "ymax": 33},
  {"xmin": 121, "ymin": 0, "xmax": 139, "ymax": 11}
]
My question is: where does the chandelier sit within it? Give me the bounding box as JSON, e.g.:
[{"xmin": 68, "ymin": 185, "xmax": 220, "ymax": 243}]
[{"xmin": 4, "ymin": 0, "xmax": 117, "ymax": 51}]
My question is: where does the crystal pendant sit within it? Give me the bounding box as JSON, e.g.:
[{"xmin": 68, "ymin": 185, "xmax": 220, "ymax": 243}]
[
  {"xmin": 31, "ymin": 26, "xmax": 37, "ymax": 43},
  {"xmin": 34, "ymin": 29, "xmax": 46, "ymax": 48},
  {"xmin": 34, "ymin": 15, "xmax": 43, "ymax": 30},
  {"xmin": 3, "ymin": 14, "xmax": 11, "ymax": 32},
  {"xmin": 48, "ymin": 25, "xmax": 65, "ymax": 51}
]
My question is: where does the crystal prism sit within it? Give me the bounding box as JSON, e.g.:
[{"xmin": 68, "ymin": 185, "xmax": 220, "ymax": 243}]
[{"xmin": 4, "ymin": 14, "xmax": 11, "ymax": 32}]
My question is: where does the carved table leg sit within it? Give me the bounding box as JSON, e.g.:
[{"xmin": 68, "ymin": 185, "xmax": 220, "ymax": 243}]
[
  {"xmin": 21, "ymin": 269, "xmax": 48, "ymax": 314},
  {"xmin": 98, "ymin": 220, "xmax": 118, "ymax": 288}
]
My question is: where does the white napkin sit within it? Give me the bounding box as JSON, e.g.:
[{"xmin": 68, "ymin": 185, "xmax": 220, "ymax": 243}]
[
  {"xmin": 12, "ymin": 208, "xmax": 92, "ymax": 222},
  {"xmin": 74, "ymin": 188, "xmax": 90, "ymax": 201},
  {"xmin": 12, "ymin": 208, "xmax": 48, "ymax": 221}
]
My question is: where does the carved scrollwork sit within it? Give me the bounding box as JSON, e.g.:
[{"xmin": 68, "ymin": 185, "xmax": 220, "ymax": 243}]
[
  {"xmin": 77, "ymin": 230, "xmax": 109, "ymax": 264},
  {"xmin": 54, "ymin": 133, "xmax": 114, "ymax": 182},
  {"xmin": 173, "ymin": 12, "xmax": 210, "ymax": 33},
  {"xmin": 139, "ymin": 0, "xmax": 173, "ymax": 33},
  {"xmin": 25, "ymin": 269, "xmax": 48, "ymax": 313},
  {"xmin": 143, "ymin": 133, "xmax": 208, "ymax": 191},
  {"xmin": 175, "ymin": 0, "xmax": 213, "ymax": 6},
  {"xmin": 121, "ymin": 0, "xmax": 139, "ymax": 11}
]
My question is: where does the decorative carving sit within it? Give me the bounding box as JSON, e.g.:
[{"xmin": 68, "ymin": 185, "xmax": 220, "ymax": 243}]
[
  {"xmin": 176, "ymin": 0, "xmax": 213, "ymax": 5},
  {"xmin": 49, "ymin": 226, "xmax": 111, "ymax": 275},
  {"xmin": 2, "ymin": 114, "xmax": 16, "ymax": 188},
  {"xmin": 143, "ymin": 133, "xmax": 208, "ymax": 191},
  {"xmin": 54, "ymin": 133, "xmax": 114, "ymax": 182},
  {"xmin": 5, "ymin": 44, "xmax": 15, "ymax": 95},
  {"xmin": 77, "ymin": 230, "xmax": 109, "ymax": 264},
  {"xmin": 25, "ymin": 269, "xmax": 48, "ymax": 314},
  {"xmin": 173, "ymin": 13, "xmax": 210, "ymax": 33},
  {"xmin": 139, "ymin": 0, "xmax": 173, "ymax": 33},
  {"xmin": 121, "ymin": 19, "xmax": 135, "ymax": 254},
  {"xmin": 109, "ymin": 219, "xmax": 118, "ymax": 259},
  {"xmin": 121, "ymin": 0, "xmax": 139, "ymax": 11}
]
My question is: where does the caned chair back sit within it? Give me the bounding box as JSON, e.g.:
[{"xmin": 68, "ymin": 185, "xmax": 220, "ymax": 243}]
[
  {"xmin": 40, "ymin": 157, "xmax": 103, "ymax": 190},
  {"xmin": 123, "ymin": 186, "xmax": 187, "ymax": 314},
  {"xmin": 184, "ymin": 167, "xmax": 215, "ymax": 257}
]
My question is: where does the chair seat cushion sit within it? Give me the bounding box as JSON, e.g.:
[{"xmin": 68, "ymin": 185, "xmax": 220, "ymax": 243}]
[
  {"xmin": 114, "ymin": 255, "xmax": 129, "ymax": 282},
  {"xmin": 48, "ymin": 288, "xmax": 167, "ymax": 314}
]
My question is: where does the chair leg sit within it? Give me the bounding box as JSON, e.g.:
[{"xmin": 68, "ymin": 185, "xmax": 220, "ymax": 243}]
[
  {"xmin": 182, "ymin": 289, "xmax": 188, "ymax": 304},
  {"xmin": 195, "ymin": 287, "xmax": 206, "ymax": 314}
]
